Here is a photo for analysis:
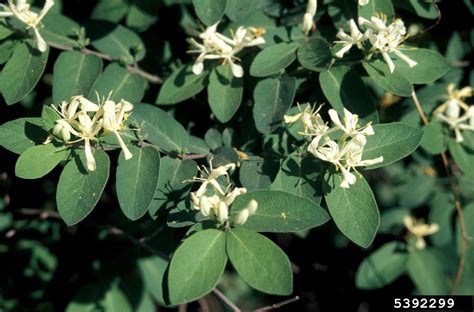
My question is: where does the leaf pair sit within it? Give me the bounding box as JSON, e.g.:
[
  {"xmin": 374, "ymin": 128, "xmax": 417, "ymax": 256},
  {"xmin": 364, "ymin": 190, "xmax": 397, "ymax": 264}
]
[{"xmin": 167, "ymin": 228, "xmax": 292, "ymax": 305}]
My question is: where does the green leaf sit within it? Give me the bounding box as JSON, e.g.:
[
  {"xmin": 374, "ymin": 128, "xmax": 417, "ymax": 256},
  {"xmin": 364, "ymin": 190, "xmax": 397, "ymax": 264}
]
[
  {"xmin": 356, "ymin": 242, "xmax": 408, "ymax": 289},
  {"xmin": 407, "ymin": 248, "xmax": 449, "ymax": 295},
  {"xmin": 392, "ymin": 49, "xmax": 450, "ymax": 84},
  {"xmin": 253, "ymin": 76, "xmax": 296, "ymax": 134},
  {"xmin": 0, "ymin": 40, "xmax": 17, "ymax": 65},
  {"xmin": 363, "ymin": 122, "xmax": 424, "ymax": 169},
  {"xmin": 358, "ymin": 0, "xmax": 395, "ymax": 21},
  {"xmin": 86, "ymin": 21, "xmax": 145, "ymax": 64},
  {"xmin": 66, "ymin": 283, "xmax": 132, "ymax": 312},
  {"xmin": 0, "ymin": 42, "xmax": 49, "ymax": 105},
  {"xmin": 395, "ymin": 0, "xmax": 439, "ymax": 19},
  {"xmin": 0, "ymin": 22, "xmax": 13, "ymax": 40},
  {"xmin": 270, "ymin": 156, "xmax": 322, "ymax": 204},
  {"xmin": 192, "ymin": 0, "xmax": 227, "ymax": 26},
  {"xmin": 41, "ymin": 105, "xmax": 61, "ymax": 132},
  {"xmin": 0, "ymin": 118, "xmax": 48, "ymax": 154},
  {"xmin": 131, "ymin": 103, "xmax": 189, "ymax": 152},
  {"xmin": 297, "ymin": 37, "xmax": 332, "ymax": 72},
  {"xmin": 420, "ymin": 121, "xmax": 445, "ymax": 155},
  {"xmin": 90, "ymin": 63, "xmax": 146, "ymax": 103},
  {"xmin": 250, "ymin": 42, "xmax": 300, "ymax": 77},
  {"xmin": 15, "ymin": 144, "xmax": 68, "ymax": 179},
  {"xmin": 167, "ymin": 229, "xmax": 227, "ymax": 304},
  {"xmin": 57, "ymin": 150, "xmax": 110, "ymax": 226},
  {"xmin": 137, "ymin": 256, "xmax": 169, "ymax": 305},
  {"xmin": 225, "ymin": 0, "xmax": 253, "ymax": 21},
  {"xmin": 91, "ymin": 0, "xmax": 129, "ymax": 22},
  {"xmin": 226, "ymin": 228, "xmax": 292, "ymax": 295},
  {"xmin": 126, "ymin": 0, "xmax": 159, "ymax": 32},
  {"xmin": 324, "ymin": 174, "xmax": 379, "ymax": 248},
  {"xmin": 208, "ymin": 65, "xmax": 243, "ymax": 123},
  {"xmin": 41, "ymin": 13, "xmax": 81, "ymax": 49},
  {"xmin": 362, "ymin": 60, "xmax": 413, "ymax": 97},
  {"xmin": 148, "ymin": 157, "xmax": 197, "ymax": 217},
  {"xmin": 204, "ymin": 128, "xmax": 223, "ymax": 150},
  {"xmin": 320, "ymin": 65, "xmax": 378, "ymax": 124},
  {"xmin": 156, "ymin": 64, "xmax": 209, "ymax": 105},
  {"xmin": 448, "ymin": 139, "xmax": 474, "ymax": 178},
  {"xmin": 53, "ymin": 51, "xmax": 103, "ymax": 103},
  {"xmin": 230, "ymin": 190, "xmax": 329, "ymax": 232},
  {"xmin": 239, "ymin": 159, "xmax": 277, "ymax": 191},
  {"xmin": 116, "ymin": 146, "xmax": 160, "ymax": 221}
]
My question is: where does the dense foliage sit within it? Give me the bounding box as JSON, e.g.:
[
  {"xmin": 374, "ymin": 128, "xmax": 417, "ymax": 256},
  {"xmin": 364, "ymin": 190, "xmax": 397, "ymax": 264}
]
[{"xmin": 0, "ymin": 0, "xmax": 473, "ymax": 311}]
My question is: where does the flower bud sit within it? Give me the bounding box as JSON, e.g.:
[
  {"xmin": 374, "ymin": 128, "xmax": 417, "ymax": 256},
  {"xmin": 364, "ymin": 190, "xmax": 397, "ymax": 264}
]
[
  {"xmin": 245, "ymin": 199, "xmax": 258, "ymax": 215},
  {"xmin": 200, "ymin": 196, "xmax": 212, "ymax": 217},
  {"xmin": 233, "ymin": 209, "xmax": 249, "ymax": 225},
  {"xmin": 217, "ymin": 201, "xmax": 229, "ymax": 224}
]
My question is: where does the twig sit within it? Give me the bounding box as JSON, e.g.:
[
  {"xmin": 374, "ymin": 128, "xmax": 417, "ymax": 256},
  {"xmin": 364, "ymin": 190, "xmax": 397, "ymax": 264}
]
[
  {"xmin": 254, "ymin": 296, "xmax": 300, "ymax": 311},
  {"xmin": 212, "ymin": 288, "xmax": 241, "ymax": 312},
  {"xmin": 138, "ymin": 141, "xmax": 209, "ymax": 160},
  {"xmin": 46, "ymin": 41, "xmax": 163, "ymax": 84},
  {"xmin": 411, "ymin": 90, "xmax": 468, "ymax": 292}
]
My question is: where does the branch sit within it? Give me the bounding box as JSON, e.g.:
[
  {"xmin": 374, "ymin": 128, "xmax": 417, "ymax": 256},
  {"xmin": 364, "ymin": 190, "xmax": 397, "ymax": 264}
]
[
  {"xmin": 212, "ymin": 288, "xmax": 241, "ymax": 312},
  {"xmin": 254, "ymin": 296, "xmax": 300, "ymax": 311},
  {"xmin": 411, "ymin": 90, "xmax": 468, "ymax": 292},
  {"xmin": 46, "ymin": 41, "xmax": 163, "ymax": 84}
]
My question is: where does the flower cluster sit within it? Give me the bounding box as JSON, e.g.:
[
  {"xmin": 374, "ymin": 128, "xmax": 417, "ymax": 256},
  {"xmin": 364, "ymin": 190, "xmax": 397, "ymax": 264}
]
[
  {"xmin": 403, "ymin": 215, "xmax": 439, "ymax": 249},
  {"xmin": 433, "ymin": 84, "xmax": 474, "ymax": 143},
  {"xmin": 335, "ymin": 15, "xmax": 417, "ymax": 73},
  {"xmin": 48, "ymin": 94, "xmax": 134, "ymax": 171},
  {"xmin": 188, "ymin": 22, "xmax": 266, "ymax": 78},
  {"xmin": 0, "ymin": 0, "xmax": 54, "ymax": 52},
  {"xmin": 285, "ymin": 105, "xmax": 383, "ymax": 188},
  {"xmin": 189, "ymin": 161, "xmax": 257, "ymax": 226}
]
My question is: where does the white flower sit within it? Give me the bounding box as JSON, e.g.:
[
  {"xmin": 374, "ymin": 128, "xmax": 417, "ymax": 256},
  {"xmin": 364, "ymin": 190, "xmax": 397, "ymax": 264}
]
[
  {"xmin": 359, "ymin": 16, "xmax": 417, "ymax": 73},
  {"xmin": 302, "ymin": 0, "xmax": 317, "ymax": 35},
  {"xmin": 328, "ymin": 108, "xmax": 374, "ymax": 137},
  {"xmin": 403, "ymin": 215, "xmax": 439, "ymax": 249},
  {"xmin": 0, "ymin": 0, "xmax": 54, "ymax": 52},
  {"xmin": 233, "ymin": 199, "xmax": 258, "ymax": 225},
  {"xmin": 74, "ymin": 112, "xmax": 103, "ymax": 171},
  {"xmin": 101, "ymin": 99, "xmax": 134, "ymax": 160},
  {"xmin": 334, "ymin": 19, "xmax": 366, "ymax": 58},
  {"xmin": 188, "ymin": 22, "xmax": 265, "ymax": 78},
  {"xmin": 359, "ymin": 0, "xmax": 370, "ymax": 5},
  {"xmin": 284, "ymin": 103, "xmax": 330, "ymax": 137},
  {"xmin": 433, "ymin": 84, "xmax": 474, "ymax": 142}
]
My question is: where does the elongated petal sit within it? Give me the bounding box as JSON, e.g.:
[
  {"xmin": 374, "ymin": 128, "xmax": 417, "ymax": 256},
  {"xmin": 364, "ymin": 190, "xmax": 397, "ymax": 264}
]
[
  {"xmin": 382, "ymin": 52, "xmax": 395, "ymax": 73},
  {"xmin": 393, "ymin": 49, "xmax": 417, "ymax": 68},
  {"xmin": 335, "ymin": 43, "xmax": 353, "ymax": 58},
  {"xmin": 37, "ymin": 0, "xmax": 54, "ymax": 22},
  {"xmin": 84, "ymin": 139, "xmax": 96, "ymax": 171},
  {"xmin": 229, "ymin": 60, "xmax": 244, "ymax": 78},
  {"xmin": 328, "ymin": 109, "xmax": 343, "ymax": 129},
  {"xmin": 114, "ymin": 131, "xmax": 133, "ymax": 160},
  {"xmin": 33, "ymin": 27, "xmax": 48, "ymax": 52}
]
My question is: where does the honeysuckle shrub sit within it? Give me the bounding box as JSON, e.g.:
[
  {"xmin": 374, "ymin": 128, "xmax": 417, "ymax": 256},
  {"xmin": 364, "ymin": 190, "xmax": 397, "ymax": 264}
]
[{"xmin": 0, "ymin": 0, "xmax": 473, "ymax": 310}]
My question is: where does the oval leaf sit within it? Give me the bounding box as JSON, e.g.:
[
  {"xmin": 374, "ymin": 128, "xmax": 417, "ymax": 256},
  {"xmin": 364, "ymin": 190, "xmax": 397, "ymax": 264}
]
[
  {"xmin": 167, "ymin": 229, "xmax": 227, "ymax": 304},
  {"xmin": 250, "ymin": 42, "xmax": 299, "ymax": 77},
  {"xmin": 392, "ymin": 49, "xmax": 450, "ymax": 84},
  {"xmin": 227, "ymin": 228, "xmax": 293, "ymax": 295},
  {"xmin": 297, "ymin": 37, "xmax": 332, "ymax": 72},
  {"xmin": 320, "ymin": 65, "xmax": 378, "ymax": 123},
  {"xmin": 157, "ymin": 64, "xmax": 209, "ymax": 105},
  {"xmin": 323, "ymin": 174, "xmax": 379, "ymax": 248},
  {"xmin": 362, "ymin": 60, "xmax": 413, "ymax": 97},
  {"xmin": 407, "ymin": 248, "xmax": 449, "ymax": 294},
  {"xmin": 90, "ymin": 63, "xmax": 146, "ymax": 103},
  {"xmin": 131, "ymin": 104, "xmax": 189, "ymax": 153},
  {"xmin": 53, "ymin": 51, "xmax": 103, "ymax": 103},
  {"xmin": 363, "ymin": 122, "xmax": 423, "ymax": 169},
  {"xmin": 15, "ymin": 144, "xmax": 68, "ymax": 179},
  {"xmin": 230, "ymin": 190, "xmax": 330, "ymax": 232},
  {"xmin": 86, "ymin": 20, "xmax": 145, "ymax": 64},
  {"xmin": 208, "ymin": 65, "xmax": 243, "ymax": 123},
  {"xmin": 0, "ymin": 42, "xmax": 49, "ymax": 105},
  {"xmin": 192, "ymin": 0, "xmax": 227, "ymax": 26},
  {"xmin": 253, "ymin": 76, "xmax": 296, "ymax": 134},
  {"xmin": 57, "ymin": 150, "xmax": 110, "ymax": 226},
  {"xmin": 356, "ymin": 242, "xmax": 408, "ymax": 289},
  {"xmin": 116, "ymin": 146, "xmax": 160, "ymax": 220},
  {"xmin": 0, "ymin": 118, "xmax": 48, "ymax": 154}
]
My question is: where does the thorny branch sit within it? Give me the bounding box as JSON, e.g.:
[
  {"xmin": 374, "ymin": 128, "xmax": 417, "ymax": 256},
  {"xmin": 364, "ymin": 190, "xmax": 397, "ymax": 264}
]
[{"xmin": 411, "ymin": 90, "xmax": 469, "ymax": 292}]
